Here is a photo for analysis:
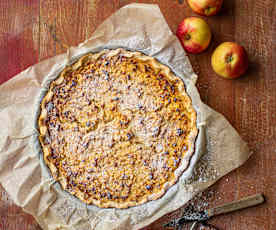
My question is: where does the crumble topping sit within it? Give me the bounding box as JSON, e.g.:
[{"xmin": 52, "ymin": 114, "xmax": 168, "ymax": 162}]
[{"xmin": 38, "ymin": 49, "xmax": 197, "ymax": 208}]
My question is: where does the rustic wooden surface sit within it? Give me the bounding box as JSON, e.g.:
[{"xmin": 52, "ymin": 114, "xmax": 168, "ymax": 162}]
[{"xmin": 0, "ymin": 0, "xmax": 275, "ymax": 229}]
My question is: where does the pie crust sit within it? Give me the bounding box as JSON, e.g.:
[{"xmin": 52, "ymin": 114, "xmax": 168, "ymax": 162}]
[{"xmin": 38, "ymin": 48, "xmax": 198, "ymax": 208}]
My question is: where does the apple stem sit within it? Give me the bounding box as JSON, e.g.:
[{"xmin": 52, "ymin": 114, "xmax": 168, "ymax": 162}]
[
  {"xmin": 185, "ymin": 34, "xmax": 191, "ymax": 40},
  {"xmin": 205, "ymin": 6, "xmax": 211, "ymax": 15},
  {"xmin": 226, "ymin": 54, "xmax": 233, "ymax": 63}
]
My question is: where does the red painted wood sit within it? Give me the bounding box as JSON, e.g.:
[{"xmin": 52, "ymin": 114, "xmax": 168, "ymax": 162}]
[{"xmin": 0, "ymin": 1, "xmax": 40, "ymax": 84}]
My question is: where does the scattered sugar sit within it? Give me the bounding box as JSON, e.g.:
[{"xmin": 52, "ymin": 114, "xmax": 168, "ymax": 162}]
[
  {"xmin": 173, "ymin": 149, "xmax": 222, "ymax": 229},
  {"xmin": 183, "ymin": 151, "xmax": 219, "ymax": 185}
]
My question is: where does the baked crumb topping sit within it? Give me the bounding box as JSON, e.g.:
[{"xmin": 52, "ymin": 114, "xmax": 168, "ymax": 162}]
[{"xmin": 38, "ymin": 49, "xmax": 197, "ymax": 208}]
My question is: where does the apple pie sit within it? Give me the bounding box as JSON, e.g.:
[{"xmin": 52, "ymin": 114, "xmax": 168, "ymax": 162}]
[{"xmin": 38, "ymin": 48, "xmax": 198, "ymax": 208}]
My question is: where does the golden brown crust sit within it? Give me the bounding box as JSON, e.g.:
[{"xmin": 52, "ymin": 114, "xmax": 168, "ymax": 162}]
[{"xmin": 38, "ymin": 49, "xmax": 197, "ymax": 208}]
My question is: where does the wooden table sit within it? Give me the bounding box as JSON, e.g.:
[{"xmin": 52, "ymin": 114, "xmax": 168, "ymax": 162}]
[{"xmin": 0, "ymin": 0, "xmax": 275, "ymax": 229}]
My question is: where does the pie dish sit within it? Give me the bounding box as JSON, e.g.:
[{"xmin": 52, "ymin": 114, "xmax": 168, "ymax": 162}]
[{"xmin": 38, "ymin": 48, "xmax": 198, "ymax": 208}]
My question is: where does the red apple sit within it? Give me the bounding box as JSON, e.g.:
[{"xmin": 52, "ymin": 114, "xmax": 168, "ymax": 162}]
[
  {"xmin": 176, "ymin": 17, "xmax": 212, "ymax": 54},
  {"xmin": 187, "ymin": 0, "xmax": 223, "ymax": 16},
  {"xmin": 211, "ymin": 42, "xmax": 249, "ymax": 79}
]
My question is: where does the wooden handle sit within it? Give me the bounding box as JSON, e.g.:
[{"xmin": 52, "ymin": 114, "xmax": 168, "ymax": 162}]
[{"xmin": 207, "ymin": 194, "xmax": 265, "ymax": 218}]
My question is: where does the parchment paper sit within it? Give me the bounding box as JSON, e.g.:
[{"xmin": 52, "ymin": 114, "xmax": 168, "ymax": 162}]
[{"xmin": 0, "ymin": 4, "xmax": 251, "ymax": 230}]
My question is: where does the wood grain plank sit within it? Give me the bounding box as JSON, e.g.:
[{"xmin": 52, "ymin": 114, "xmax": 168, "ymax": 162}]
[
  {"xmin": 0, "ymin": 1, "xmax": 42, "ymax": 227},
  {"xmin": 0, "ymin": 0, "xmax": 40, "ymax": 84},
  {"xmin": 86, "ymin": 0, "xmax": 119, "ymax": 37},
  {"xmin": 233, "ymin": 1, "xmax": 276, "ymax": 230},
  {"xmin": 0, "ymin": 184, "xmax": 41, "ymax": 230},
  {"xmin": 39, "ymin": 1, "xmax": 56, "ymax": 61},
  {"xmin": 39, "ymin": 0, "xmax": 88, "ymax": 60}
]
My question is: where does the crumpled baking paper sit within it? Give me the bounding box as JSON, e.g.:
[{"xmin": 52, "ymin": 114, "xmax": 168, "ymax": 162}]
[{"xmin": 0, "ymin": 3, "xmax": 250, "ymax": 230}]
